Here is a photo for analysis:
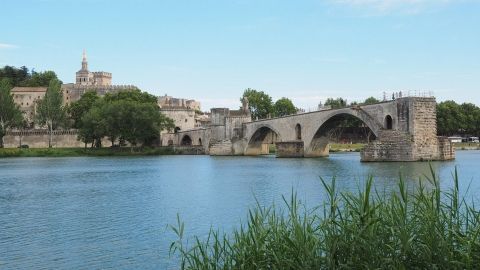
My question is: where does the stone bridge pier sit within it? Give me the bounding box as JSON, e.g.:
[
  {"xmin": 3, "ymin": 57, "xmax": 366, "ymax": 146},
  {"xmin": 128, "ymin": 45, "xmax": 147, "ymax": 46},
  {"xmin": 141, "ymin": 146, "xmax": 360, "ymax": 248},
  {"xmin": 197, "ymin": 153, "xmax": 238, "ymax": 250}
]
[{"xmin": 241, "ymin": 97, "xmax": 455, "ymax": 162}]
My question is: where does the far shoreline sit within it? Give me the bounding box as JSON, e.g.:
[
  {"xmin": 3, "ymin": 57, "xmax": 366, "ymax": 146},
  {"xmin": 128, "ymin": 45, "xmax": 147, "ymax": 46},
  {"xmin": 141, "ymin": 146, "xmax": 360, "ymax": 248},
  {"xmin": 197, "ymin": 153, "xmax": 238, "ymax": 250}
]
[{"xmin": 0, "ymin": 143, "xmax": 478, "ymax": 158}]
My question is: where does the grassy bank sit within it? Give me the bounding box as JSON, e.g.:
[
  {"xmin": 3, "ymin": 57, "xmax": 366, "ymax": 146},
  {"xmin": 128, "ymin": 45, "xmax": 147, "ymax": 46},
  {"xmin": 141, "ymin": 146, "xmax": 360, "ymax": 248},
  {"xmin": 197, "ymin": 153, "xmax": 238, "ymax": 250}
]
[
  {"xmin": 170, "ymin": 168, "xmax": 480, "ymax": 269},
  {"xmin": 0, "ymin": 147, "xmax": 175, "ymax": 157},
  {"xmin": 268, "ymin": 143, "xmax": 365, "ymax": 154},
  {"xmin": 329, "ymin": 143, "xmax": 364, "ymax": 152}
]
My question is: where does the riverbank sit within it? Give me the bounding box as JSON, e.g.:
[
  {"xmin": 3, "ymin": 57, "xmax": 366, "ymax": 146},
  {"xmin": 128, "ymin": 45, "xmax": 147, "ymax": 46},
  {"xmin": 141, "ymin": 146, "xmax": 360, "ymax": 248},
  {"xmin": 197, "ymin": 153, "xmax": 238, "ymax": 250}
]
[
  {"xmin": 454, "ymin": 142, "xmax": 480, "ymax": 150},
  {"xmin": 0, "ymin": 147, "xmax": 176, "ymax": 157}
]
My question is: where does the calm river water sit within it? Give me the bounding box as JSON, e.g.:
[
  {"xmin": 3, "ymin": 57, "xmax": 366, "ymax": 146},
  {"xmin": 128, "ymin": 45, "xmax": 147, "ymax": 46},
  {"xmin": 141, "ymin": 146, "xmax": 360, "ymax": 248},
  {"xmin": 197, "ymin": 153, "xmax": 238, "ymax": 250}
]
[{"xmin": 1, "ymin": 151, "xmax": 479, "ymax": 269}]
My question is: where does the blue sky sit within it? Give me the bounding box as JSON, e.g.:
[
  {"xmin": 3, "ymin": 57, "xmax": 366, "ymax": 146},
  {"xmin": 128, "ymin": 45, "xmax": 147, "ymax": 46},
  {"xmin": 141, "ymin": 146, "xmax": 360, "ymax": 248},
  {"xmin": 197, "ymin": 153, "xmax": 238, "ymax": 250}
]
[{"xmin": 1, "ymin": 0, "xmax": 479, "ymax": 110}]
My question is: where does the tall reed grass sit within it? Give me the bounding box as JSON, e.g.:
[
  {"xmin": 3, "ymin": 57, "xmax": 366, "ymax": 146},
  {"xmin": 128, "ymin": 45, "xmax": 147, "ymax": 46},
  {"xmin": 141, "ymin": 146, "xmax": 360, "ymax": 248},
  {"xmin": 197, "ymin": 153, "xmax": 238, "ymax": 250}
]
[{"xmin": 170, "ymin": 167, "xmax": 480, "ymax": 269}]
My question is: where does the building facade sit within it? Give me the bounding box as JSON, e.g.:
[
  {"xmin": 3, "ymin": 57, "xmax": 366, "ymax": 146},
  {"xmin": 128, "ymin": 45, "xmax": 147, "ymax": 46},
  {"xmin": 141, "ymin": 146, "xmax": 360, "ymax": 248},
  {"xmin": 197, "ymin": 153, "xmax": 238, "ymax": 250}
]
[{"xmin": 75, "ymin": 50, "xmax": 112, "ymax": 86}]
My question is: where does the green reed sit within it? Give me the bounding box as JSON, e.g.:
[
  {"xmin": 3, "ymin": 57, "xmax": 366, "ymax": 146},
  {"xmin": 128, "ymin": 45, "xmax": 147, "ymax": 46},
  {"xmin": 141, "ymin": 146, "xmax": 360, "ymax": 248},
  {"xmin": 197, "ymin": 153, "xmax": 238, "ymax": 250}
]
[{"xmin": 170, "ymin": 166, "xmax": 480, "ymax": 269}]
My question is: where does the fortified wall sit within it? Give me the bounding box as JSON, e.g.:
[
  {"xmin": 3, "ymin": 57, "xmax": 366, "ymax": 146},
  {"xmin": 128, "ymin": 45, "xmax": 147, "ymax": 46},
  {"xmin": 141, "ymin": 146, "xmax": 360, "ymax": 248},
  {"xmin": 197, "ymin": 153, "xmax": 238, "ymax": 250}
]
[{"xmin": 3, "ymin": 130, "xmax": 113, "ymax": 148}]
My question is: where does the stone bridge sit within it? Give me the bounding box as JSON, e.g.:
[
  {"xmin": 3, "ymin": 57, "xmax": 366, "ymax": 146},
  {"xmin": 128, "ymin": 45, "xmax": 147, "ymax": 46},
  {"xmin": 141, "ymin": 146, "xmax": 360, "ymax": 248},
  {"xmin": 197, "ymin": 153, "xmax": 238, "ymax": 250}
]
[
  {"xmin": 164, "ymin": 96, "xmax": 454, "ymax": 161},
  {"xmin": 241, "ymin": 97, "xmax": 454, "ymax": 161}
]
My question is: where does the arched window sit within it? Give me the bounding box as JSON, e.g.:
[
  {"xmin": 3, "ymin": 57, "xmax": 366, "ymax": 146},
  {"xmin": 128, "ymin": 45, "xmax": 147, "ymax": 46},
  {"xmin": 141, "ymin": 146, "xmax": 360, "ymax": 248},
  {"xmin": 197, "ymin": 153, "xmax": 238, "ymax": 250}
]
[
  {"xmin": 174, "ymin": 127, "xmax": 181, "ymax": 133},
  {"xmin": 198, "ymin": 138, "xmax": 202, "ymax": 145},
  {"xmin": 295, "ymin": 124, "xmax": 302, "ymax": 140},
  {"xmin": 385, "ymin": 115, "xmax": 393, "ymax": 130}
]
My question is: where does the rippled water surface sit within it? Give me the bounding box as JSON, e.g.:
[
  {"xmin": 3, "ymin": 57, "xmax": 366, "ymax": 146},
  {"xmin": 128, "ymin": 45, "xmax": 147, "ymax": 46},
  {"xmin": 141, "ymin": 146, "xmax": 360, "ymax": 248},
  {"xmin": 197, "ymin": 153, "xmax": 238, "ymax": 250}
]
[{"xmin": 1, "ymin": 151, "xmax": 479, "ymax": 269}]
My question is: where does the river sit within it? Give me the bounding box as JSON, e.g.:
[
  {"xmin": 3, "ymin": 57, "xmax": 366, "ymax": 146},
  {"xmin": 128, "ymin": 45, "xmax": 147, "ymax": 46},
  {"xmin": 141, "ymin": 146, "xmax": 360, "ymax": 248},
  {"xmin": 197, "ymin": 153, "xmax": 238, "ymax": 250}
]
[{"xmin": 1, "ymin": 151, "xmax": 479, "ymax": 269}]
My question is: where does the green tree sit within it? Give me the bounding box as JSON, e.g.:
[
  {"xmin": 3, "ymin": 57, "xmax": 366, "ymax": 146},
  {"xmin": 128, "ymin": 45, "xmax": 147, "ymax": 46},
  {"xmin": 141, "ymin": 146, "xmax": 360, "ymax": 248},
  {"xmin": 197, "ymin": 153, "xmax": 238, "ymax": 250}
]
[
  {"xmin": 78, "ymin": 106, "xmax": 107, "ymax": 148},
  {"xmin": 68, "ymin": 91, "xmax": 99, "ymax": 128},
  {"xmin": 78, "ymin": 89, "xmax": 174, "ymax": 148},
  {"xmin": 35, "ymin": 79, "xmax": 68, "ymax": 148},
  {"xmin": 242, "ymin": 88, "xmax": 273, "ymax": 119},
  {"xmin": 324, "ymin": 98, "xmax": 348, "ymax": 109},
  {"xmin": 362, "ymin": 97, "xmax": 380, "ymax": 105},
  {"xmin": 273, "ymin": 97, "xmax": 296, "ymax": 117},
  {"xmin": 0, "ymin": 79, "xmax": 23, "ymax": 147},
  {"xmin": 0, "ymin": 66, "xmax": 59, "ymax": 87},
  {"xmin": 25, "ymin": 71, "xmax": 60, "ymax": 87},
  {"xmin": 437, "ymin": 101, "xmax": 462, "ymax": 136},
  {"xmin": 0, "ymin": 66, "xmax": 30, "ymax": 86},
  {"xmin": 103, "ymin": 88, "xmax": 156, "ymax": 104}
]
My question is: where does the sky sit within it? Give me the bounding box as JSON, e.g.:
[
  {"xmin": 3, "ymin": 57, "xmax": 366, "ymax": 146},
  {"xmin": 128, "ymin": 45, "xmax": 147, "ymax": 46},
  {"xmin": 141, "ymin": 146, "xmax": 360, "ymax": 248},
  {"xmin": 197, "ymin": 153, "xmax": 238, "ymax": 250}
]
[{"xmin": 1, "ymin": 0, "xmax": 479, "ymax": 110}]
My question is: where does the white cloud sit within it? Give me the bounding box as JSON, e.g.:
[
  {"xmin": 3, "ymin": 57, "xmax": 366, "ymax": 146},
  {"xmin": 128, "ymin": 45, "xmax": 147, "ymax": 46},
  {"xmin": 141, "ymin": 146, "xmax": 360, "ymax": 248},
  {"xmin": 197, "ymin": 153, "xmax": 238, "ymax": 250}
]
[{"xmin": 0, "ymin": 43, "xmax": 17, "ymax": 49}]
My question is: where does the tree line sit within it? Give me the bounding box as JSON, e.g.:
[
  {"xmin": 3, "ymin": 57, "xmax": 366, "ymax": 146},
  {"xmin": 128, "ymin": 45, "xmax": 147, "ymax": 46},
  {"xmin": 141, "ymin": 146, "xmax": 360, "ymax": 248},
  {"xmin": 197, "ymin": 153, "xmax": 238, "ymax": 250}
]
[
  {"xmin": 242, "ymin": 89, "xmax": 381, "ymax": 119},
  {"xmin": 0, "ymin": 66, "xmax": 60, "ymax": 87},
  {"xmin": 437, "ymin": 101, "xmax": 480, "ymax": 136}
]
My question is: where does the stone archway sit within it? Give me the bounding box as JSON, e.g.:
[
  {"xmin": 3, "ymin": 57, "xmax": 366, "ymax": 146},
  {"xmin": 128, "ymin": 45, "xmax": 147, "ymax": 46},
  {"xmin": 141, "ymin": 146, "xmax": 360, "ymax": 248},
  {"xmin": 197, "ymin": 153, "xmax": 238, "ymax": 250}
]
[
  {"xmin": 245, "ymin": 126, "xmax": 281, "ymax": 155},
  {"xmin": 306, "ymin": 112, "xmax": 379, "ymax": 157},
  {"xmin": 180, "ymin": 135, "xmax": 192, "ymax": 146}
]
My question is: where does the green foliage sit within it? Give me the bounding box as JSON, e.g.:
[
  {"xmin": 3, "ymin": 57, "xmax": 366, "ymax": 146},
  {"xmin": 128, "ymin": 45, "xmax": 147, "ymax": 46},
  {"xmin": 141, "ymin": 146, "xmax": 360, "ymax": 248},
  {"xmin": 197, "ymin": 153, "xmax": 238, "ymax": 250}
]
[
  {"xmin": 35, "ymin": 79, "xmax": 68, "ymax": 147},
  {"xmin": 171, "ymin": 168, "xmax": 480, "ymax": 269},
  {"xmin": 103, "ymin": 88, "xmax": 156, "ymax": 104},
  {"xmin": 0, "ymin": 66, "xmax": 60, "ymax": 87},
  {"xmin": 324, "ymin": 97, "xmax": 348, "ymax": 109},
  {"xmin": 78, "ymin": 90, "xmax": 174, "ymax": 148},
  {"xmin": 68, "ymin": 91, "xmax": 99, "ymax": 128},
  {"xmin": 273, "ymin": 97, "xmax": 296, "ymax": 117},
  {"xmin": 242, "ymin": 88, "xmax": 273, "ymax": 119},
  {"xmin": 0, "ymin": 79, "xmax": 23, "ymax": 147},
  {"xmin": 0, "ymin": 66, "xmax": 30, "ymax": 86},
  {"xmin": 437, "ymin": 100, "xmax": 480, "ymax": 136},
  {"xmin": 362, "ymin": 96, "xmax": 380, "ymax": 105}
]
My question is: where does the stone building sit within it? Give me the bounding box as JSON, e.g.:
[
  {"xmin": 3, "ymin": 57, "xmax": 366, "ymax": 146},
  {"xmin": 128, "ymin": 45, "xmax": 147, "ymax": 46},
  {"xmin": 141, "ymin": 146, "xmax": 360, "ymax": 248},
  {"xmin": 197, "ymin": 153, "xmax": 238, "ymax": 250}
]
[
  {"xmin": 75, "ymin": 50, "xmax": 112, "ymax": 86},
  {"xmin": 158, "ymin": 94, "xmax": 204, "ymax": 135},
  {"xmin": 62, "ymin": 50, "xmax": 136, "ymax": 105},
  {"xmin": 11, "ymin": 87, "xmax": 47, "ymax": 126},
  {"xmin": 160, "ymin": 97, "xmax": 252, "ymax": 152},
  {"xmin": 158, "ymin": 95, "xmax": 200, "ymax": 111}
]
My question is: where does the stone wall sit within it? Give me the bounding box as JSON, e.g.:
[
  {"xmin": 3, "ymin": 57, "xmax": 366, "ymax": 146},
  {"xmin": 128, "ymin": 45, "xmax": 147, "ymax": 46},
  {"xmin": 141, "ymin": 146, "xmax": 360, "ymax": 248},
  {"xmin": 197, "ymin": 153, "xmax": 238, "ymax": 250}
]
[
  {"xmin": 4, "ymin": 130, "xmax": 84, "ymax": 148},
  {"xmin": 276, "ymin": 141, "xmax": 304, "ymax": 158},
  {"xmin": 3, "ymin": 130, "xmax": 117, "ymax": 148},
  {"xmin": 360, "ymin": 130, "xmax": 414, "ymax": 161},
  {"xmin": 410, "ymin": 98, "xmax": 441, "ymax": 160},
  {"xmin": 160, "ymin": 108, "xmax": 196, "ymax": 132},
  {"xmin": 438, "ymin": 136, "xmax": 455, "ymax": 160},
  {"xmin": 225, "ymin": 116, "xmax": 251, "ymax": 139}
]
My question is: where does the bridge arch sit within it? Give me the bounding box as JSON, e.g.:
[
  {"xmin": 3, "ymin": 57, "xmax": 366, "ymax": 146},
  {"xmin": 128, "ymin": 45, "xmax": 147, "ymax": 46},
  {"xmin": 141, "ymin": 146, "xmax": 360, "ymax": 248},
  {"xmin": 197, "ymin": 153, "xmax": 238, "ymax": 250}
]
[
  {"xmin": 305, "ymin": 109, "xmax": 382, "ymax": 157},
  {"xmin": 245, "ymin": 125, "xmax": 282, "ymax": 155}
]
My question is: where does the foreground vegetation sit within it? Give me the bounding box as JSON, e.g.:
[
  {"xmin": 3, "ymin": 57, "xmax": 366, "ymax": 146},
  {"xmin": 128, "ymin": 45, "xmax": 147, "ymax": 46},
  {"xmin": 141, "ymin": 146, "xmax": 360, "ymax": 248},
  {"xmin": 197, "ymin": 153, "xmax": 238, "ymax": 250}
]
[
  {"xmin": 170, "ymin": 168, "xmax": 480, "ymax": 269},
  {"xmin": 0, "ymin": 147, "xmax": 175, "ymax": 157}
]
